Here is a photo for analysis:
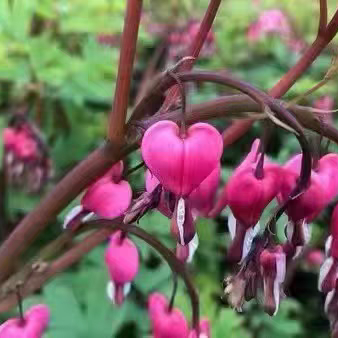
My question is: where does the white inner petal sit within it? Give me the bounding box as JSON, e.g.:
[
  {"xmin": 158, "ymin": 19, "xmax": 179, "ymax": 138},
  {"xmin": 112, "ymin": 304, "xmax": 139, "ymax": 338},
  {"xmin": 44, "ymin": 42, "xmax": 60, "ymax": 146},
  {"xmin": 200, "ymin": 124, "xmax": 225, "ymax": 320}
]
[
  {"xmin": 177, "ymin": 198, "xmax": 186, "ymax": 245},
  {"xmin": 302, "ymin": 221, "xmax": 311, "ymax": 244},
  {"xmin": 82, "ymin": 212, "xmax": 96, "ymax": 223},
  {"xmin": 241, "ymin": 222, "xmax": 260, "ymax": 263},
  {"xmin": 272, "ymin": 278, "xmax": 280, "ymax": 316},
  {"xmin": 187, "ymin": 234, "xmax": 199, "ymax": 263},
  {"xmin": 285, "ymin": 221, "xmax": 294, "ymax": 241},
  {"xmin": 275, "ymin": 252, "xmax": 286, "ymax": 283},
  {"xmin": 106, "ymin": 281, "xmax": 114, "ymax": 302},
  {"xmin": 324, "ymin": 289, "xmax": 335, "ymax": 314},
  {"xmin": 227, "ymin": 211, "xmax": 236, "ymax": 240},
  {"xmin": 106, "ymin": 281, "xmax": 131, "ymax": 304},
  {"xmin": 325, "ymin": 236, "xmax": 332, "ymax": 257},
  {"xmin": 62, "ymin": 205, "xmax": 83, "ymax": 229},
  {"xmin": 318, "ymin": 257, "xmax": 334, "ymax": 292},
  {"xmin": 293, "ymin": 246, "xmax": 303, "ymax": 259}
]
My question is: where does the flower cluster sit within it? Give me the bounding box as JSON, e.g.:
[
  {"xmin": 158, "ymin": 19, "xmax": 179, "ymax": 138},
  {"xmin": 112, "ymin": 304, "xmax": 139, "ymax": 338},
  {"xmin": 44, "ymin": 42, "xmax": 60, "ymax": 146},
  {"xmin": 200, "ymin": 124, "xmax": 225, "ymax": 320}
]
[{"xmin": 3, "ymin": 117, "xmax": 52, "ymax": 193}]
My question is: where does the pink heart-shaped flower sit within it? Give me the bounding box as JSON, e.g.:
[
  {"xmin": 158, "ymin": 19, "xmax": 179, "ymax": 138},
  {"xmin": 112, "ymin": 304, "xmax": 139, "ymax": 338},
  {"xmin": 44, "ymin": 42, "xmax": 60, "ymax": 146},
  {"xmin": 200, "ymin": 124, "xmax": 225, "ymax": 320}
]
[
  {"xmin": 141, "ymin": 121, "xmax": 223, "ymax": 196},
  {"xmin": 81, "ymin": 179, "xmax": 132, "ymax": 219}
]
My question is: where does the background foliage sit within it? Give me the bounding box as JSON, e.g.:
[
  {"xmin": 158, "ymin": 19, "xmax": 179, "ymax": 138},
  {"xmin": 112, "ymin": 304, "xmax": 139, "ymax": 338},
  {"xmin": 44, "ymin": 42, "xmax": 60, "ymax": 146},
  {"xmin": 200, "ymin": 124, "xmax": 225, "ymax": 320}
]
[{"xmin": 0, "ymin": 0, "xmax": 337, "ymax": 337}]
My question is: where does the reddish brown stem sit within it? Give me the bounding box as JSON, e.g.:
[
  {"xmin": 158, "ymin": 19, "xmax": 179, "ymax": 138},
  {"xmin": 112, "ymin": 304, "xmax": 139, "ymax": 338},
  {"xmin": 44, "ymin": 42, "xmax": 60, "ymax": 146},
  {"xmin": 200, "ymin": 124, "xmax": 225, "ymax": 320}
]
[
  {"xmin": 160, "ymin": 0, "xmax": 222, "ymax": 112},
  {"xmin": 107, "ymin": 0, "xmax": 143, "ymax": 143},
  {"xmin": 318, "ymin": 0, "xmax": 328, "ymax": 36}
]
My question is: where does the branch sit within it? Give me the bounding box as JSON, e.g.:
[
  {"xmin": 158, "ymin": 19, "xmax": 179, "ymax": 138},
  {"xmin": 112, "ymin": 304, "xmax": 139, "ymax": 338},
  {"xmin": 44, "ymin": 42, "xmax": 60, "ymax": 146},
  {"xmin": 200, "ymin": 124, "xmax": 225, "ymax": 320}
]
[
  {"xmin": 107, "ymin": 0, "xmax": 143, "ymax": 143},
  {"xmin": 318, "ymin": 0, "xmax": 328, "ymax": 36},
  {"xmin": 160, "ymin": 0, "xmax": 222, "ymax": 112},
  {"xmin": 0, "ymin": 143, "xmax": 138, "ymax": 283},
  {"xmin": 0, "ymin": 222, "xmax": 200, "ymax": 330}
]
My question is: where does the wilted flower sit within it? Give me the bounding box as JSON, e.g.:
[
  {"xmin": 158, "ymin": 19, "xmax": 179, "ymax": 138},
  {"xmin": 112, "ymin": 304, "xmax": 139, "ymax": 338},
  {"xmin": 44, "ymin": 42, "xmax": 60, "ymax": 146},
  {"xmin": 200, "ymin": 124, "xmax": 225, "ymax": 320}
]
[
  {"xmin": 3, "ymin": 117, "xmax": 52, "ymax": 193},
  {"xmin": 0, "ymin": 304, "xmax": 50, "ymax": 338},
  {"xmin": 259, "ymin": 246, "xmax": 286, "ymax": 316},
  {"xmin": 105, "ymin": 231, "xmax": 139, "ymax": 305}
]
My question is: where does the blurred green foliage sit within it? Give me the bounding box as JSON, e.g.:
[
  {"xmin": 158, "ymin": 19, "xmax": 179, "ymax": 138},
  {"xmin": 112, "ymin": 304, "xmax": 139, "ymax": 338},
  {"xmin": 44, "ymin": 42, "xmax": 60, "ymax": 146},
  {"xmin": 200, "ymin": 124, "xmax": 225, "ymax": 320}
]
[{"xmin": 0, "ymin": 0, "xmax": 337, "ymax": 337}]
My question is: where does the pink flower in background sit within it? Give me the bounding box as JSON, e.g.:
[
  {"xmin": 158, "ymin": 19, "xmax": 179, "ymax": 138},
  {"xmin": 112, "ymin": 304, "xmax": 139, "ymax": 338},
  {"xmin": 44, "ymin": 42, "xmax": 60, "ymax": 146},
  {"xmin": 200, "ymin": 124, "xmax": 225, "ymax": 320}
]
[
  {"xmin": 0, "ymin": 304, "xmax": 50, "ymax": 338},
  {"xmin": 306, "ymin": 250, "xmax": 325, "ymax": 268},
  {"xmin": 247, "ymin": 9, "xmax": 291, "ymax": 42},
  {"xmin": 2, "ymin": 117, "xmax": 52, "ymax": 193},
  {"xmin": 105, "ymin": 231, "xmax": 139, "ymax": 305}
]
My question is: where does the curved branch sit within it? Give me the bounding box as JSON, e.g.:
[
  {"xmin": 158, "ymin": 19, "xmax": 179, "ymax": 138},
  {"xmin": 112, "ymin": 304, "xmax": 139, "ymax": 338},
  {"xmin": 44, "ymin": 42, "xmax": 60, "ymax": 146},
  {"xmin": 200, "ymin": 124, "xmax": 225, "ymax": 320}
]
[
  {"xmin": 0, "ymin": 221, "xmax": 200, "ymax": 330},
  {"xmin": 132, "ymin": 70, "xmax": 312, "ymax": 191}
]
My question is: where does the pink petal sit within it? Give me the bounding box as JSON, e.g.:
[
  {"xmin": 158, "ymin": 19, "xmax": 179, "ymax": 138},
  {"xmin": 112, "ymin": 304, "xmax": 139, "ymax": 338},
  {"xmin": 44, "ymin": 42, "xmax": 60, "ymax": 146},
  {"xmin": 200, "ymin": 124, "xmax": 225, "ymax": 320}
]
[
  {"xmin": 104, "ymin": 231, "xmax": 139, "ymax": 284},
  {"xmin": 141, "ymin": 121, "xmax": 223, "ymax": 196},
  {"xmin": 82, "ymin": 179, "xmax": 132, "ymax": 219}
]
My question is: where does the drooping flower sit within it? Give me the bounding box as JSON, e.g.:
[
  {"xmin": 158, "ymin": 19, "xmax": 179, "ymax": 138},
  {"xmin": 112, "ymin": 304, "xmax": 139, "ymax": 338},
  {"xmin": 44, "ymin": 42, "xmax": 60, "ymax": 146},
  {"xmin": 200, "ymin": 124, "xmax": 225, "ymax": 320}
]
[
  {"xmin": 141, "ymin": 120, "xmax": 222, "ymax": 246},
  {"xmin": 148, "ymin": 293, "xmax": 189, "ymax": 338},
  {"xmin": 221, "ymin": 141, "xmax": 282, "ymax": 262},
  {"xmin": 259, "ymin": 245, "xmax": 286, "ymax": 316},
  {"xmin": 63, "ymin": 161, "xmax": 132, "ymax": 229},
  {"xmin": 279, "ymin": 154, "xmax": 338, "ymax": 257},
  {"xmin": 105, "ymin": 231, "xmax": 139, "ymax": 305},
  {"xmin": 0, "ymin": 304, "xmax": 50, "ymax": 338},
  {"xmin": 141, "ymin": 121, "xmax": 223, "ymax": 197}
]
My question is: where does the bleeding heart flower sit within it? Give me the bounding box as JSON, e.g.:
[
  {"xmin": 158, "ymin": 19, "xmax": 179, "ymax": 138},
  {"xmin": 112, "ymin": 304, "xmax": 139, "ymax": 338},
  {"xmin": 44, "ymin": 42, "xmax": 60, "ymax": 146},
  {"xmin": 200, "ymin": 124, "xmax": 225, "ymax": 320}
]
[
  {"xmin": 189, "ymin": 164, "xmax": 220, "ymax": 217},
  {"xmin": 171, "ymin": 197, "xmax": 196, "ymax": 245},
  {"xmin": 222, "ymin": 141, "xmax": 282, "ymax": 262},
  {"xmin": 0, "ymin": 304, "xmax": 50, "ymax": 338},
  {"xmin": 259, "ymin": 246, "xmax": 286, "ymax": 316},
  {"xmin": 105, "ymin": 231, "xmax": 139, "ymax": 305},
  {"xmin": 209, "ymin": 139, "xmax": 261, "ymax": 218},
  {"xmin": 148, "ymin": 292, "xmax": 189, "ymax": 338},
  {"xmin": 63, "ymin": 161, "xmax": 132, "ymax": 229},
  {"xmin": 280, "ymin": 154, "xmax": 338, "ymax": 257},
  {"xmin": 141, "ymin": 121, "xmax": 223, "ymax": 197}
]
